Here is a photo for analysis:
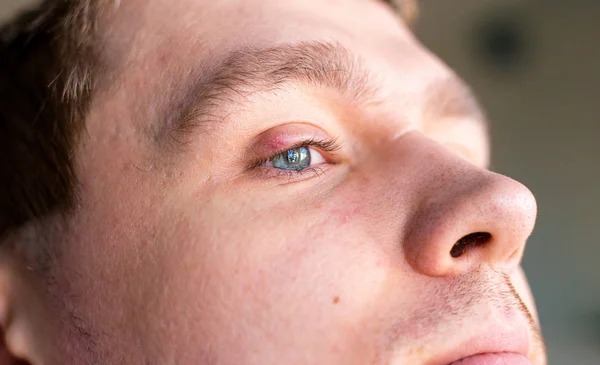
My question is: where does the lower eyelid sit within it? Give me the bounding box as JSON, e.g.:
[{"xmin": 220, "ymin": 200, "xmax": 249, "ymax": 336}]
[{"xmin": 251, "ymin": 166, "xmax": 326, "ymax": 183}]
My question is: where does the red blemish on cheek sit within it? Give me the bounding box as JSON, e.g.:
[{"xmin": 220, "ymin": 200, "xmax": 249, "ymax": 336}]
[
  {"xmin": 332, "ymin": 296, "xmax": 340, "ymax": 304},
  {"xmin": 327, "ymin": 203, "xmax": 364, "ymax": 224}
]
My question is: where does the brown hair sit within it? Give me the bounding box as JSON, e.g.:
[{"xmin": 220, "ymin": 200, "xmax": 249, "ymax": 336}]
[{"xmin": 0, "ymin": 0, "xmax": 101, "ymax": 241}]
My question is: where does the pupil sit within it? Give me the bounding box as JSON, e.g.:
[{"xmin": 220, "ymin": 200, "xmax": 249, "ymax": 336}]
[{"xmin": 287, "ymin": 149, "xmax": 300, "ymax": 164}]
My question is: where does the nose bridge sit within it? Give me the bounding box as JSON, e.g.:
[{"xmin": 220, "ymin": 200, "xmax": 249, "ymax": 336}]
[{"xmin": 382, "ymin": 132, "xmax": 537, "ymax": 277}]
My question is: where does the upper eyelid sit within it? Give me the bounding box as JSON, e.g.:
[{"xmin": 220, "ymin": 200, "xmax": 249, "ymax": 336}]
[{"xmin": 246, "ymin": 120, "xmax": 342, "ymax": 160}]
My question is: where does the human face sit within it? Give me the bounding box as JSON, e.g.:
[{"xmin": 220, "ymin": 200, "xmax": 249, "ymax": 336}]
[{"xmin": 36, "ymin": 0, "xmax": 545, "ymax": 364}]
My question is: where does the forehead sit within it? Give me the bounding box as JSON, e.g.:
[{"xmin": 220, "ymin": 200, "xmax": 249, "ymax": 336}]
[
  {"xmin": 92, "ymin": 0, "xmax": 448, "ymax": 131},
  {"xmin": 98, "ymin": 0, "xmax": 419, "ymax": 78}
]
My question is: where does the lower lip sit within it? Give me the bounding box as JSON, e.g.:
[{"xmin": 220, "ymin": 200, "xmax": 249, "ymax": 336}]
[{"xmin": 449, "ymin": 353, "xmax": 532, "ymax": 365}]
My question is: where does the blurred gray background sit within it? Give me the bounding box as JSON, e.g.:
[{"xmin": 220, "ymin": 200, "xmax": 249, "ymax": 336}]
[{"xmin": 1, "ymin": 0, "xmax": 599, "ymax": 364}]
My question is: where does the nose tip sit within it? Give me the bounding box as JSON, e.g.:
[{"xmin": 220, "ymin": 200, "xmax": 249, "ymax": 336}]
[{"xmin": 404, "ymin": 168, "xmax": 538, "ymax": 277}]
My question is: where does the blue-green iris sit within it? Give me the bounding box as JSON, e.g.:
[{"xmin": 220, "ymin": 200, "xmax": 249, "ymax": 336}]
[{"xmin": 271, "ymin": 147, "xmax": 311, "ymax": 171}]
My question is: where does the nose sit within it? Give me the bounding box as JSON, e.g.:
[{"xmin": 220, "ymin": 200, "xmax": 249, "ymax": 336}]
[{"xmin": 395, "ymin": 133, "xmax": 537, "ymax": 277}]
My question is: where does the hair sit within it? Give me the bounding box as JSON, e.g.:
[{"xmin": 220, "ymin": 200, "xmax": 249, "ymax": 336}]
[{"xmin": 0, "ymin": 0, "xmax": 103, "ymax": 244}]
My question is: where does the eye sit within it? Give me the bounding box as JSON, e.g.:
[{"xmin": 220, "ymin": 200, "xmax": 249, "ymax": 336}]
[
  {"xmin": 266, "ymin": 146, "xmax": 326, "ymax": 171},
  {"xmin": 248, "ymin": 137, "xmax": 341, "ymax": 180}
]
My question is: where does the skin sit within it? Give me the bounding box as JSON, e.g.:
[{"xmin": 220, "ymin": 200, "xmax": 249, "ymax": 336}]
[{"xmin": 0, "ymin": 0, "xmax": 547, "ymax": 364}]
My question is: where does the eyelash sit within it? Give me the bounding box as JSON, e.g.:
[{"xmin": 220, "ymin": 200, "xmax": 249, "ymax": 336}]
[{"xmin": 249, "ymin": 138, "xmax": 342, "ymax": 180}]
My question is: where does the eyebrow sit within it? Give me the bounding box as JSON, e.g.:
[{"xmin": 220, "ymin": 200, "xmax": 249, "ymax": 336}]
[
  {"xmin": 156, "ymin": 41, "xmax": 377, "ymax": 146},
  {"xmin": 156, "ymin": 41, "xmax": 486, "ymax": 147}
]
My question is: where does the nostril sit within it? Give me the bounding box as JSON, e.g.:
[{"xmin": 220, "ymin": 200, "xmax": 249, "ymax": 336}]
[{"xmin": 450, "ymin": 232, "xmax": 492, "ymax": 258}]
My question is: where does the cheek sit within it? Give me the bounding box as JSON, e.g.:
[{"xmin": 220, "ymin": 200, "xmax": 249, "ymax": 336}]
[
  {"xmin": 146, "ymin": 184, "xmax": 393, "ymax": 361},
  {"xmin": 55, "ymin": 161, "xmax": 404, "ymax": 363}
]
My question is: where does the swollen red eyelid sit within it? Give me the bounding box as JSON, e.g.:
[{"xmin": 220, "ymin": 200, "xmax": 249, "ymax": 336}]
[
  {"xmin": 250, "ymin": 123, "xmax": 333, "ymax": 159},
  {"xmin": 250, "ymin": 134, "xmax": 296, "ymax": 159},
  {"xmin": 263, "ymin": 135, "xmax": 293, "ymax": 152}
]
